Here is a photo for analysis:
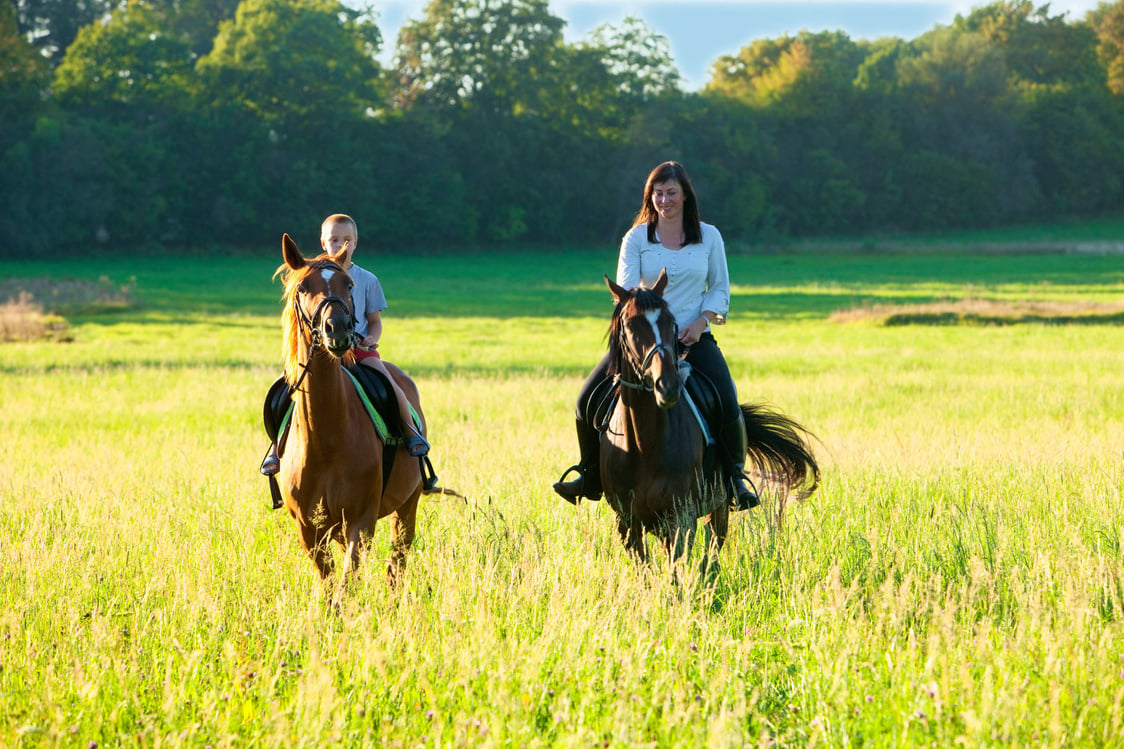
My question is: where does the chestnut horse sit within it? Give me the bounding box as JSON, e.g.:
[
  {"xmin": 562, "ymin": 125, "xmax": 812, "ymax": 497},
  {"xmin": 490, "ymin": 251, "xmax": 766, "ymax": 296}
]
[
  {"xmin": 274, "ymin": 234, "xmax": 426, "ymax": 588},
  {"xmin": 601, "ymin": 270, "xmax": 819, "ymax": 572}
]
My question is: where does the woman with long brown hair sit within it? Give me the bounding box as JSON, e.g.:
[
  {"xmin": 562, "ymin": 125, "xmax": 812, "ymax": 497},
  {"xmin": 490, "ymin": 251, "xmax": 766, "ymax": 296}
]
[{"xmin": 553, "ymin": 161, "xmax": 758, "ymax": 510}]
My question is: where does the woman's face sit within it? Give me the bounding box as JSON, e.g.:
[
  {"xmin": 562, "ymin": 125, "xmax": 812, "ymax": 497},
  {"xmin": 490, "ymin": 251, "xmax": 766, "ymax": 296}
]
[{"xmin": 650, "ymin": 179, "xmax": 684, "ymax": 221}]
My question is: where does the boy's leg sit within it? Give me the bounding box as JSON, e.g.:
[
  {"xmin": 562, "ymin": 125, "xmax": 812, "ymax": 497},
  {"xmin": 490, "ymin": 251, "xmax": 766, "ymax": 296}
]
[{"xmin": 359, "ymin": 357, "xmax": 430, "ymax": 456}]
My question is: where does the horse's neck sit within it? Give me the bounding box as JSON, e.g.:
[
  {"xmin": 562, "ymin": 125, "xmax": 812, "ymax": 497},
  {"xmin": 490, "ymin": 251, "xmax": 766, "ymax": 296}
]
[
  {"xmin": 617, "ymin": 390, "xmax": 669, "ymax": 452},
  {"xmin": 294, "ymin": 349, "xmax": 352, "ymax": 443}
]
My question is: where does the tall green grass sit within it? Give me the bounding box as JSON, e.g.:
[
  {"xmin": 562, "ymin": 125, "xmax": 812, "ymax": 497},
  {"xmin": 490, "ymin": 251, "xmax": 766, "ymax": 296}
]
[{"xmin": 3, "ymin": 247, "xmax": 1124, "ymax": 746}]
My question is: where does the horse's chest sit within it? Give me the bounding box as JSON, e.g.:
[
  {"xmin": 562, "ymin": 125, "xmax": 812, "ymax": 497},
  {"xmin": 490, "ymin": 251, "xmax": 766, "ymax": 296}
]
[{"xmin": 282, "ymin": 464, "xmax": 375, "ymax": 520}]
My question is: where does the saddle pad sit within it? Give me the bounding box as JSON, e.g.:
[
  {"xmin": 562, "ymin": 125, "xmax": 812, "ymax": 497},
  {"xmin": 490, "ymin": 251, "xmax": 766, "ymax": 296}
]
[{"xmin": 262, "ymin": 366, "xmax": 421, "ymax": 447}]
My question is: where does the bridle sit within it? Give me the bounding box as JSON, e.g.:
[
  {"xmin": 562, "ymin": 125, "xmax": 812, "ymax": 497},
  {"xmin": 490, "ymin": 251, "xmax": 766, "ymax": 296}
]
[
  {"xmin": 291, "ymin": 261, "xmax": 358, "ymax": 351},
  {"xmin": 289, "ymin": 261, "xmax": 358, "ymax": 392},
  {"xmin": 615, "ymin": 314, "xmax": 679, "ymax": 393}
]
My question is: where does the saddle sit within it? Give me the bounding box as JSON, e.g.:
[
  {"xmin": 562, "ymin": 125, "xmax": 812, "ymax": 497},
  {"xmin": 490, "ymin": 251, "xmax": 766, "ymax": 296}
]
[
  {"xmin": 262, "ymin": 365, "xmax": 435, "ymax": 503},
  {"xmin": 587, "ymin": 361, "xmax": 723, "ymax": 445},
  {"xmin": 262, "ymin": 365, "xmax": 412, "ymax": 448}
]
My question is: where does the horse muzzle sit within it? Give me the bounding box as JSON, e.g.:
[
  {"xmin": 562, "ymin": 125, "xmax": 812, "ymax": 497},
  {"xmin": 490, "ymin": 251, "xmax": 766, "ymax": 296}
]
[
  {"xmin": 653, "ymin": 378, "xmax": 681, "ymax": 409},
  {"xmin": 319, "ymin": 312, "xmax": 355, "ymax": 357}
]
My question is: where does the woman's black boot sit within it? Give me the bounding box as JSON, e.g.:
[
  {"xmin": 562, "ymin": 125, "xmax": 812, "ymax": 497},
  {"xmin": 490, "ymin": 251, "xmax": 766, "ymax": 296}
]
[
  {"xmin": 720, "ymin": 414, "xmax": 760, "ymax": 510},
  {"xmin": 553, "ymin": 418, "xmax": 602, "ymax": 504}
]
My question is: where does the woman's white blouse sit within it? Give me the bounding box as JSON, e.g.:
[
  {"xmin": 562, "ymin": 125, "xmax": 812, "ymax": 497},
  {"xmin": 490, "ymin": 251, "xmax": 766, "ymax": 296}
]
[{"xmin": 616, "ymin": 222, "xmax": 731, "ymax": 329}]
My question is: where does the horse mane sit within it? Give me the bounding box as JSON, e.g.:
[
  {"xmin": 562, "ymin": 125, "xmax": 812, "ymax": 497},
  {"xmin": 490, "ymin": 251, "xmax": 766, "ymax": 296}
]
[
  {"xmin": 606, "ymin": 286, "xmax": 666, "ymax": 380},
  {"xmin": 276, "ymin": 253, "xmax": 355, "ymax": 384}
]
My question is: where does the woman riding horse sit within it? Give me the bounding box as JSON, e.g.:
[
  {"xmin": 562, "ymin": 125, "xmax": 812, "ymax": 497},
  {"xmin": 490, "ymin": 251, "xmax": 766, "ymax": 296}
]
[{"xmin": 554, "ymin": 161, "xmax": 758, "ymax": 510}]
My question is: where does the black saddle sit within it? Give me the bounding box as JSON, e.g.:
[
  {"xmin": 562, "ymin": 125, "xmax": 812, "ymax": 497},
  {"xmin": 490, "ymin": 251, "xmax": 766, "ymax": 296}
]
[
  {"xmin": 262, "ymin": 365, "xmax": 402, "ymax": 445},
  {"xmin": 584, "ymin": 364, "xmax": 725, "ymax": 439},
  {"xmin": 262, "ymin": 365, "xmax": 435, "ymax": 499}
]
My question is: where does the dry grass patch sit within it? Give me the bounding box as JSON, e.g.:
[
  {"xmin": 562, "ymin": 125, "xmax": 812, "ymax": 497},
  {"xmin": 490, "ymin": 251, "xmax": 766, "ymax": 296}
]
[
  {"xmin": 0, "ymin": 292, "xmax": 68, "ymax": 342},
  {"xmin": 831, "ymin": 298, "xmax": 1124, "ymax": 326},
  {"xmin": 0, "ymin": 276, "xmax": 134, "ymax": 315},
  {"xmin": 0, "ymin": 276, "xmax": 134, "ymax": 342}
]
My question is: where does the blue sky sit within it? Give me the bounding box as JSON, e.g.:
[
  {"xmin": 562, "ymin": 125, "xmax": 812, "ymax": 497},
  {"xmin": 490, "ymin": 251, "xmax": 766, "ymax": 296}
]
[{"xmin": 372, "ymin": 0, "xmax": 1103, "ymax": 89}]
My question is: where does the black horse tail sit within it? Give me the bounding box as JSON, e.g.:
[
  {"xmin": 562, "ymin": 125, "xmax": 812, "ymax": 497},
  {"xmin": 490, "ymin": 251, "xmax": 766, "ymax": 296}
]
[{"xmin": 740, "ymin": 403, "xmax": 820, "ymax": 498}]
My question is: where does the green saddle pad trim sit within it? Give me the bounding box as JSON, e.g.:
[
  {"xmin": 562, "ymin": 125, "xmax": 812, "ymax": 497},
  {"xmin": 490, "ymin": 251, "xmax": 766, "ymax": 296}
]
[
  {"xmin": 344, "ymin": 368, "xmax": 423, "ymax": 446},
  {"xmin": 274, "ymin": 369, "xmax": 421, "ymax": 448}
]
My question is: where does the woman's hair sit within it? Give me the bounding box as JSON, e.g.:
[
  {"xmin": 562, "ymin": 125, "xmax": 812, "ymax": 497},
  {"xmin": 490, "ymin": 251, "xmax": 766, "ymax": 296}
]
[{"xmin": 632, "ymin": 161, "xmax": 702, "ymax": 245}]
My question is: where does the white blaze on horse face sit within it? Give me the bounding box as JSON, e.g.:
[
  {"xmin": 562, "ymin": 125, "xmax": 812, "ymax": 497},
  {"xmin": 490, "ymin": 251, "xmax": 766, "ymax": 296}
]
[
  {"xmin": 645, "ymin": 309, "xmax": 663, "ymax": 346},
  {"xmin": 320, "ymin": 268, "xmax": 336, "ymax": 284}
]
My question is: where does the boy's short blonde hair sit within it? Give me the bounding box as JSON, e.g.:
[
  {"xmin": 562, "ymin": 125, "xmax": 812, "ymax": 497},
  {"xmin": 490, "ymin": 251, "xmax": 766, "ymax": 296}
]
[{"xmin": 321, "ymin": 213, "xmax": 357, "ymax": 240}]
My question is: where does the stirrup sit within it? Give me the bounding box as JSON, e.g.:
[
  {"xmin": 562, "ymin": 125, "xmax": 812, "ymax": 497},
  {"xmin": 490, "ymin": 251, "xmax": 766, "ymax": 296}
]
[
  {"xmin": 419, "ymin": 455, "xmax": 439, "ymax": 493},
  {"xmin": 406, "ymin": 433, "xmax": 430, "ymax": 457},
  {"xmin": 260, "ymin": 452, "xmax": 280, "ymax": 477},
  {"xmin": 729, "ymin": 472, "xmax": 760, "ymax": 510},
  {"xmin": 553, "ymin": 465, "xmax": 600, "ymax": 504}
]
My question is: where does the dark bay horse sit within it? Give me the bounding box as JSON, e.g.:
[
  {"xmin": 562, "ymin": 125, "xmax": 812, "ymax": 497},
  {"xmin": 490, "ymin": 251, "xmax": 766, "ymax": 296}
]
[
  {"xmin": 601, "ymin": 270, "xmax": 819, "ymax": 570},
  {"xmin": 274, "ymin": 234, "xmax": 426, "ymax": 590}
]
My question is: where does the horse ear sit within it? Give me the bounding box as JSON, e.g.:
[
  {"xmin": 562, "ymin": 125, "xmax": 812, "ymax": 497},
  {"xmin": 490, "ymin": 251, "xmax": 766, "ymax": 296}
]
[
  {"xmin": 282, "ymin": 233, "xmax": 306, "ymax": 270},
  {"xmin": 605, "ymin": 274, "xmax": 629, "ymax": 305},
  {"xmin": 652, "ymin": 268, "xmax": 669, "ymax": 295}
]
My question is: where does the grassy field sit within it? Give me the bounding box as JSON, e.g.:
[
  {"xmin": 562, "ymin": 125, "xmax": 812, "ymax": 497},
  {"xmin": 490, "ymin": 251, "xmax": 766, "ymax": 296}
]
[{"xmin": 3, "ymin": 242, "xmax": 1124, "ymax": 746}]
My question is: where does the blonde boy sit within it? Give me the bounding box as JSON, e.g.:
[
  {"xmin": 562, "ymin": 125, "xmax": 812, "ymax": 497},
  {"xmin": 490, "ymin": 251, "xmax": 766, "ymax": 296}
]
[{"xmin": 259, "ymin": 214, "xmax": 429, "ymax": 479}]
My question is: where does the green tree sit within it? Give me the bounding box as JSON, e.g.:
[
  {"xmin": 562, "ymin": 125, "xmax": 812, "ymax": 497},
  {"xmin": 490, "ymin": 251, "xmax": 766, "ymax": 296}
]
[
  {"xmin": 0, "ymin": 1, "xmax": 49, "ymax": 246},
  {"xmin": 705, "ymin": 30, "xmax": 867, "ymax": 118},
  {"xmin": 11, "ymin": 0, "xmax": 111, "ymax": 62},
  {"xmin": 146, "ymin": 0, "xmax": 241, "ymax": 58},
  {"xmin": 898, "ymin": 27, "xmax": 1041, "ymax": 223},
  {"xmin": 196, "ymin": 0, "xmax": 384, "ymax": 133},
  {"xmin": 582, "ymin": 16, "xmax": 681, "ymax": 99},
  {"xmin": 955, "ymin": 0, "xmax": 1103, "ymax": 90},
  {"xmin": 0, "ymin": 1, "xmax": 47, "ymax": 121},
  {"xmin": 393, "ymin": 0, "xmax": 564, "ymax": 113},
  {"xmin": 52, "ymin": 4, "xmax": 195, "ymax": 112},
  {"xmin": 1090, "ymin": 0, "xmax": 1124, "ymax": 94},
  {"xmin": 1021, "ymin": 87, "xmax": 1124, "ymax": 213}
]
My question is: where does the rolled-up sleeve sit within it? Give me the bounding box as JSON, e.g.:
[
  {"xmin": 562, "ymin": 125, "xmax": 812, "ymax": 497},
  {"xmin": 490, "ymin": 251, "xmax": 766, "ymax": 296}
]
[{"xmin": 700, "ymin": 227, "xmax": 730, "ymax": 323}]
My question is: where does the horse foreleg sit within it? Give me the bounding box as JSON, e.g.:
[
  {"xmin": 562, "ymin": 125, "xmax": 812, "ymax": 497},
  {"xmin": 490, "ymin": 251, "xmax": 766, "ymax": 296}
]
[
  {"xmin": 700, "ymin": 507, "xmax": 729, "ymax": 584},
  {"xmin": 617, "ymin": 516, "xmax": 648, "ymax": 563},
  {"xmin": 663, "ymin": 515, "xmax": 697, "ymax": 585},
  {"xmin": 387, "ymin": 490, "xmax": 420, "ymax": 586},
  {"xmin": 297, "ymin": 521, "xmax": 335, "ymax": 579}
]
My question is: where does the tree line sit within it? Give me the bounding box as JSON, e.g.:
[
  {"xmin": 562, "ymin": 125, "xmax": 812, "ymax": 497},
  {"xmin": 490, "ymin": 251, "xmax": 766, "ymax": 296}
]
[{"xmin": 3, "ymin": 0, "xmax": 1124, "ymax": 255}]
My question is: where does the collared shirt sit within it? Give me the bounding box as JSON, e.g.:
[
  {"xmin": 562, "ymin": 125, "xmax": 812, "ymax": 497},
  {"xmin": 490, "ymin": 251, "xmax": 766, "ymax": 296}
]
[{"xmin": 616, "ymin": 222, "xmax": 731, "ymax": 329}]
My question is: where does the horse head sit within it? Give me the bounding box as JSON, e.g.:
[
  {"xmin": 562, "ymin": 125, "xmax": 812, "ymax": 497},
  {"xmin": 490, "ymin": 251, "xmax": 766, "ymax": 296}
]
[
  {"xmin": 606, "ymin": 268, "xmax": 681, "ymax": 409},
  {"xmin": 280, "ymin": 233, "xmax": 357, "ymax": 364}
]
